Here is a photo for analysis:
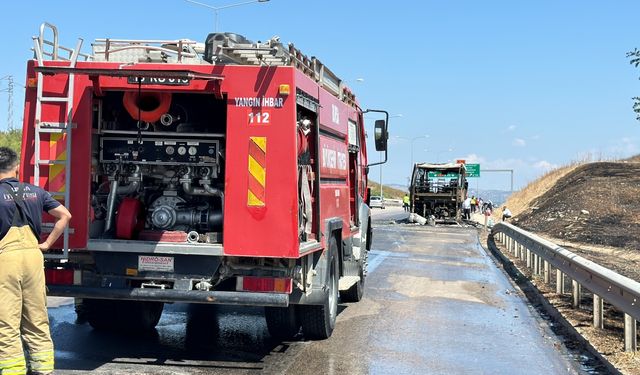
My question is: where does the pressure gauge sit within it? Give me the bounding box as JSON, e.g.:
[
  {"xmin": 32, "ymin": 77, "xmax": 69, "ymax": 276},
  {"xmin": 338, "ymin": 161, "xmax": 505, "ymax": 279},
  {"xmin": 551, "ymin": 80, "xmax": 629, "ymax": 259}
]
[
  {"xmin": 178, "ymin": 146, "xmax": 187, "ymax": 156},
  {"xmin": 188, "ymin": 146, "xmax": 198, "ymax": 156},
  {"xmin": 165, "ymin": 146, "xmax": 175, "ymax": 155}
]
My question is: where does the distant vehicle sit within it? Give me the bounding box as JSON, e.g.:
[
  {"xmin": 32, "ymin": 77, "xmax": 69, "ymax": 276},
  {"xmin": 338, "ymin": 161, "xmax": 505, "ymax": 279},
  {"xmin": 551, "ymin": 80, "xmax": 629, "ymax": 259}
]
[
  {"xmin": 370, "ymin": 196, "xmax": 386, "ymax": 209},
  {"xmin": 409, "ymin": 162, "xmax": 468, "ymax": 221}
]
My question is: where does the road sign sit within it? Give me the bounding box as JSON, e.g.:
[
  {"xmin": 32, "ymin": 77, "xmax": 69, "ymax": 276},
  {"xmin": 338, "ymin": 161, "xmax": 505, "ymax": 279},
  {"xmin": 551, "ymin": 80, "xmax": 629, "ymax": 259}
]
[{"xmin": 466, "ymin": 164, "xmax": 480, "ymax": 177}]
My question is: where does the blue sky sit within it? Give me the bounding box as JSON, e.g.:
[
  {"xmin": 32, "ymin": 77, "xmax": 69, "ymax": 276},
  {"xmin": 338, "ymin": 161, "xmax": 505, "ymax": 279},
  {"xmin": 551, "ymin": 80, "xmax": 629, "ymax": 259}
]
[{"xmin": 1, "ymin": 1, "xmax": 639, "ymax": 191}]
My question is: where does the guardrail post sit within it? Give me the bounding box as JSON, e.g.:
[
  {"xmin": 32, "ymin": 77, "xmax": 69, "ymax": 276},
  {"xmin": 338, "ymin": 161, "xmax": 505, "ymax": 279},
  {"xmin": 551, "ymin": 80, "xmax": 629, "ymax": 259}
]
[
  {"xmin": 593, "ymin": 295, "xmax": 604, "ymax": 329},
  {"xmin": 572, "ymin": 280, "xmax": 581, "ymax": 308},
  {"xmin": 537, "ymin": 255, "xmax": 543, "ymax": 275},
  {"xmin": 556, "ymin": 270, "xmax": 565, "ymax": 294},
  {"xmin": 625, "ymin": 314, "xmax": 637, "ymax": 352},
  {"xmin": 521, "ymin": 245, "xmax": 526, "ymax": 262},
  {"xmin": 526, "ymin": 248, "xmax": 531, "ymax": 268},
  {"xmin": 515, "ymin": 243, "xmax": 520, "ymax": 258},
  {"xmin": 543, "ymin": 261, "xmax": 550, "ymax": 283}
]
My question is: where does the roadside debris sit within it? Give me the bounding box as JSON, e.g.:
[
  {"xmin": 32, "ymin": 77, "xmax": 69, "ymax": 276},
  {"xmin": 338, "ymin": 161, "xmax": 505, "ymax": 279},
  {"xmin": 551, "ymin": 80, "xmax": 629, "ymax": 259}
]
[{"xmin": 408, "ymin": 213, "xmax": 428, "ymax": 225}]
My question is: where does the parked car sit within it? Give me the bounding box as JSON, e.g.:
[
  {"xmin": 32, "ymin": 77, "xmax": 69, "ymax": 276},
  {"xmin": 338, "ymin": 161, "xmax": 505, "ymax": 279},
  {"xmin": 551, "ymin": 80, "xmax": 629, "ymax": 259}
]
[{"xmin": 370, "ymin": 195, "xmax": 386, "ymax": 209}]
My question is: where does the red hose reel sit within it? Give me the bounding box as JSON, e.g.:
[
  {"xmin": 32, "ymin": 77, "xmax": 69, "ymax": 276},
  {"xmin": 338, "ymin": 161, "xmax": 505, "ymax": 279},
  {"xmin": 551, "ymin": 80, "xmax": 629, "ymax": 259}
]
[{"xmin": 115, "ymin": 197, "xmax": 145, "ymax": 240}]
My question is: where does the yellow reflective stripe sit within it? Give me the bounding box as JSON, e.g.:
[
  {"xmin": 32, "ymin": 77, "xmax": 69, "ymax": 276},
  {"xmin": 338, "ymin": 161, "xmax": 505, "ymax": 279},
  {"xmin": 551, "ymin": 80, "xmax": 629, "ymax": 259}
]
[
  {"xmin": 252, "ymin": 136, "xmax": 266, "ymax": 152},
  {"xmin": 29, "ymin": 350, "xmax": 53, "ymax": 359},
  {"xmin": 0, "ymin": 354, "xmax": 26, "ymax": 375},
  {"xmin": 247, "ymin": 190, "xmax": 264, "ymax": 206},
  {"xmin": 2, "ymin": 369, "xmax": 27, "ymax": 375},
  {"xmin": 248, "ymin": 155, "xmax": 266, "ymax": 186},
  {"xmin": 28, "ymin": 350, "xmax": 54, "ymax": 372},
  {"xmin": 0, "ymin": 355, "xmax": 25, "ymax": 365},
  {"xmin": 30, "ymin": 364, "xmax": 54, "ymax": 372}
]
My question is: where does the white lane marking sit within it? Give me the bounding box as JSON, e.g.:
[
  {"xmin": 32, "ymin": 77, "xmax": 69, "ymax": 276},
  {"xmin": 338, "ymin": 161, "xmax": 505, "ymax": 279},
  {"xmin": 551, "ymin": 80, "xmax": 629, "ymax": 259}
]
[
  {"xmin": 368, "ymin": 250, "xmax": 409, "ymax": 273},
  {"xmin": 367, "ymin": 250, "xmax": 391, "ymax": 273}
]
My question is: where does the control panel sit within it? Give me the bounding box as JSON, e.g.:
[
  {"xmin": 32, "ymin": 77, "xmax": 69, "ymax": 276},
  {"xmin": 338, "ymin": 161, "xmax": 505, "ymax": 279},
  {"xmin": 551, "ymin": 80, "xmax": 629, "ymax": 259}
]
[{"xmin": 100, "ymin": 137, "xmax": 220, "ymax": 166}]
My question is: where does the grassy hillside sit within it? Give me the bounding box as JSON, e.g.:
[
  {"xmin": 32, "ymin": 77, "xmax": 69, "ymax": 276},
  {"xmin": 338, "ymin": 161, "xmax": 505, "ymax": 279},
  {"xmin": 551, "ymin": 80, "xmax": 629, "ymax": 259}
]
[
  {"xmin": 501, "ymin": 163, "xmax": 580, "ymax": 218},
  {"xmin": 368, "ymin": 180, "xmax": 406, "ymax": 199}
]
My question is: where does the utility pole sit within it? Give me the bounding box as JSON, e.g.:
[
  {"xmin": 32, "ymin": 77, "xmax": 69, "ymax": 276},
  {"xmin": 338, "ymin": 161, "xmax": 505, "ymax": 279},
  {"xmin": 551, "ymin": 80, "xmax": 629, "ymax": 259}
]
[{"xmin": 0, "ymin": 75, "xmax": 14, "ymax": 130}]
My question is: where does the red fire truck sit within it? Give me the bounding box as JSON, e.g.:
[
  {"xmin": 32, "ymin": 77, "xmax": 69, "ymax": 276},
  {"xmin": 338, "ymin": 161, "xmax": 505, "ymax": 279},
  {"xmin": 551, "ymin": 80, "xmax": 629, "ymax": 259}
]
[{"xmin": 20, "ymin": 23, "xmax": 389, "ymax": 339}]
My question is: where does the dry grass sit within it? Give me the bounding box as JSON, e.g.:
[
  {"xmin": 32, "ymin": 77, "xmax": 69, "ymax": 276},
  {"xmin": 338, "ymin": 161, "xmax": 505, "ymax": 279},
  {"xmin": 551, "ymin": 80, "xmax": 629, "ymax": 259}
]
[
  {"xmin": 494, "ymin": 163, "xmax": 582, "ymax": 220},
  {"xmin": 498, "ymin": 153, "xmax": 640, "ymax": 220}
]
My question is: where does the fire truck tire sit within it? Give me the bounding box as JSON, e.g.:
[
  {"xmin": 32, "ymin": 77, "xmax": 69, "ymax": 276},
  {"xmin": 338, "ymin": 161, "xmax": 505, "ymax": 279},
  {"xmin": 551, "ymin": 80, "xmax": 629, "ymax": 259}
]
[
  {"xmin": 298, "ymin": 235, "xmax": 339, "ymax": 340},
  {"xmin": 264, "ymin": 306, "xmax": 300, "ymax": 341},
  {"xmin": 83, "ymin": 299, "xmax": 164, "ymax": 332}
]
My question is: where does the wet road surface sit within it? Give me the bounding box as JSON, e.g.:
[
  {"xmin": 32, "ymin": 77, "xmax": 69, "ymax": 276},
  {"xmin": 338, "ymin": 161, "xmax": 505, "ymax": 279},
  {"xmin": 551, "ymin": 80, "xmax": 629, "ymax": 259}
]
[{"xmin": 47, "ymin": 207, "xmax": 582, "ymax": 374}]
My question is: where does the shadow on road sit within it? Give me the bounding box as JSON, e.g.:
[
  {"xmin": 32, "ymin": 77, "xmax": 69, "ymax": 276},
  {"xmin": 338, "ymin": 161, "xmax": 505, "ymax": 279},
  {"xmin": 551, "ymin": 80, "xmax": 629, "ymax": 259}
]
[{"xmin": 51, "ymin": 304, "xmax": 289, "ymax": 372}]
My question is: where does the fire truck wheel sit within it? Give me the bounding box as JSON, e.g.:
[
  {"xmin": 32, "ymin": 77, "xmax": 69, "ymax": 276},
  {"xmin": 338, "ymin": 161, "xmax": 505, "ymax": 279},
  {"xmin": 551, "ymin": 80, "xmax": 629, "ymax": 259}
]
[
  {"xmin": 298, "ymin": 235, "xmax": 339, "ymax": 340},
  {"xmin": 264, "ymin": 306, "xmax": 301, "ymax": 341},
  {"xmin": 83, "ymin": 299, "xmax": 164, "ymax": 332}
]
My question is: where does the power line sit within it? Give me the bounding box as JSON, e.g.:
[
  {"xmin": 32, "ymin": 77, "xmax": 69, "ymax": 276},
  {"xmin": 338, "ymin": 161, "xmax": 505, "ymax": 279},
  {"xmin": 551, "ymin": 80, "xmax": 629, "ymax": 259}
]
[{"xmin": 0, "ymin": 75, "xmax": 14, "ymax": 130}]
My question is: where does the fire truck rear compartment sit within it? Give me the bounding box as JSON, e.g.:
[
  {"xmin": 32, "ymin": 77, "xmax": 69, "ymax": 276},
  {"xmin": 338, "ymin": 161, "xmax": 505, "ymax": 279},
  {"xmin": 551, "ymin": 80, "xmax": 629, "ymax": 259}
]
[{"xmin": 90, "ymin": 91, "xmax": 227, "ymax": 244}]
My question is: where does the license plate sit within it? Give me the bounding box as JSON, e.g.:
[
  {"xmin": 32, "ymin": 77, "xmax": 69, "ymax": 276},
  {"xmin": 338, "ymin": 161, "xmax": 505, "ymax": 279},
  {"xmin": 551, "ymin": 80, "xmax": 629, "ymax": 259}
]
[
  {"xmin": 127, "ymin": 76, "xmax": 190, "ymax": 86},
  {"xmin": 138, "ymin": 255, "xmax": 174, "ymax": 272}
]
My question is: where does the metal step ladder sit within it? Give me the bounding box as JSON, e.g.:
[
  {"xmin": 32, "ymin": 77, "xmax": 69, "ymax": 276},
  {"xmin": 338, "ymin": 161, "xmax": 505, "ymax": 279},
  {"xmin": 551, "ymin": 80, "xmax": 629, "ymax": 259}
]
[{"xmin": 31, "ymin": 23, "xmax": 85, "ymax": 259}]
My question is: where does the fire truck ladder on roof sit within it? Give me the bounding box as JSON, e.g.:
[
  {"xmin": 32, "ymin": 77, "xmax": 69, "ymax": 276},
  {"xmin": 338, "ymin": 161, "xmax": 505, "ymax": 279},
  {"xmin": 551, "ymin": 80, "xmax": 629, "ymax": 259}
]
[
  {"xmin": 31, "ymin": 23, "xmax": 87, "ymax": 259},
  {"xmin": 210, "ymin": 35, "xmax": 357, "ymax": 107}
]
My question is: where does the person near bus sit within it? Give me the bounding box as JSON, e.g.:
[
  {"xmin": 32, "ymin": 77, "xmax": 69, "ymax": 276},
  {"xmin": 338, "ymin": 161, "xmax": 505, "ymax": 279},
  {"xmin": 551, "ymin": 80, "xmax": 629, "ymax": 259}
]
[
  {"xmin": 0, "ymin": 146, "xmax": 72, "ymax": 375},
  {"xmin": 403, "ymin": 193, "xmax": 410, "ymax": 212},
  {"xmin": 462, "ymin": 196, "xmax": 471, "ymax": 220}
]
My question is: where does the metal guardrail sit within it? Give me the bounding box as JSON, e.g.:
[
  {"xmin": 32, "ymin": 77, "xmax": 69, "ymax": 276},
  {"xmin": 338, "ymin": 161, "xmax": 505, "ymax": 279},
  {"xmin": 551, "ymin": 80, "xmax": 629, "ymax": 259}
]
[{"xmin": 492, "ymin": 222, "xmax": 640, "ymax": 352}]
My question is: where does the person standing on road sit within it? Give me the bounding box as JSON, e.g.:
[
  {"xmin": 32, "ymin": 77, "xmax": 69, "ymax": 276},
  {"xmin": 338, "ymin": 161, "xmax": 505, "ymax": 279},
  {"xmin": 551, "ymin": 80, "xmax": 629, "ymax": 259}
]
[
  {"xmin": 470, "ymin": 196, "xmax": 476, "ymax": 213},
  {"xmin": 462, "ymin": 196, "xmax": 471, "ymax": 220},
  {"xmin": 403, "ymin": 193, "xmax": 410, "ymax": 212},
  {"xmin": 0, "ymin": 147, "xmax": 72, "ymax": 375}
]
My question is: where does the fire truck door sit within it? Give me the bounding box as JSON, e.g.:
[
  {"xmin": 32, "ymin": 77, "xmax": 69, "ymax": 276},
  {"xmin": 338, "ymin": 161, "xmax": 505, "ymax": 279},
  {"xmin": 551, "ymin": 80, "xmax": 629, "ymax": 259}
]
[{"xmin": 348, "ymin": 119, "xmax": 358, "ymax": 226}]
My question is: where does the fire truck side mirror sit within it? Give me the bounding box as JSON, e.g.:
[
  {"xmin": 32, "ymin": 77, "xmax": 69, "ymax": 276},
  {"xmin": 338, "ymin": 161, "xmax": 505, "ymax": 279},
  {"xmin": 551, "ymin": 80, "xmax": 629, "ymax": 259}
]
[{"xmin": 374, "ymin": 120, "xmax": 387, "ymax": 151}]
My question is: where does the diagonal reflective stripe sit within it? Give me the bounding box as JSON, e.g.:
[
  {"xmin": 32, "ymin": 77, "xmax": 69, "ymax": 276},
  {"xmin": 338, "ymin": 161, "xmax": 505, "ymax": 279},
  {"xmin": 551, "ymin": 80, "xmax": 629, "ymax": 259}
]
[
  {"xmin": 251, "ymin": 136, "xmax": 266, "ymax": 153},
  {"xmin": 248, "ymin": 139, "xmax": 266, "ymax": 166},
  {"xmin": 247, "ymin": 190, "xmax": 265, "ymax": 206},
  {"xmin": 248, "ymin": 173, "xmax": 265, "ymax": 202},
  {"xmin": 248, "ymin": 155, "xmax": 266, "ymax": 186}
]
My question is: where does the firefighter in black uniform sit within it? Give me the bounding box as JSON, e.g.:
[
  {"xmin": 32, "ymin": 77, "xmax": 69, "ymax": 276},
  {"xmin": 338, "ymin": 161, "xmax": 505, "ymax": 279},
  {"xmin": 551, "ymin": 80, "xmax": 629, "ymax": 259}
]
[{"xmin": 0, "ymin": 147, "xmax": 71, "ymax": 375}]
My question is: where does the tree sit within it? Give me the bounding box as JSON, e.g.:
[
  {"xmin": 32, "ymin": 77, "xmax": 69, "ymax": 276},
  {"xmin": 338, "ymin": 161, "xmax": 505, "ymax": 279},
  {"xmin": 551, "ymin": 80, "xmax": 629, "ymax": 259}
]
[
  {"xmin": 626, "ymin": 49, "xmax": 640, "ymax": 121},
  {"xmin": 0, "ymin": 129, "xmax": 22, "ymax": 157}
]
